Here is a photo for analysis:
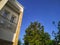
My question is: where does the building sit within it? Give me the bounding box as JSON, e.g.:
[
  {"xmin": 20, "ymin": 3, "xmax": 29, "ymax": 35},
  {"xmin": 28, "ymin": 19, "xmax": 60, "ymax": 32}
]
[{"xmin": 0, "ymin": 0, "xmax": 24, "ymax": 45}]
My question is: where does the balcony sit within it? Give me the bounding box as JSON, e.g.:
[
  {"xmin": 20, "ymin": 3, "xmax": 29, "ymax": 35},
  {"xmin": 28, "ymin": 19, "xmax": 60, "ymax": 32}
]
[{"xmin": 0, "ymin": 14, "xmax": 17, "ymax": 33}]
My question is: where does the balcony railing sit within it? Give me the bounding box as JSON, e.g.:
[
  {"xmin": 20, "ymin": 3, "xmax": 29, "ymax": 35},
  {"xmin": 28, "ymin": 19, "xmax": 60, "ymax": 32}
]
[{"xmin": 0, "ymin": 14, "xmax": 17, "ymax": 33}]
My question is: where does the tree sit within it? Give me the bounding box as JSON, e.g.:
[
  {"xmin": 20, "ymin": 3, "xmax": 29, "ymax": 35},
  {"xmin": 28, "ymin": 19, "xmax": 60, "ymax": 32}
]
[
  {"xmin": 24, "ymin": 22, "xmax": 50, "ymax": 45},
  {"xmin": 48, "ymin": 40, "xmax": 55, "ymax": 45},
  {"xmin": 52, "ymin": 21, "xmax": 60, "ymax": 45},
  {"xmin": 57, "ymin": 21, "xmax": 60, "ymax": 43},
  {"xmin": 18, "ymin": 40, "xmax": 21, "ymax": 45}
]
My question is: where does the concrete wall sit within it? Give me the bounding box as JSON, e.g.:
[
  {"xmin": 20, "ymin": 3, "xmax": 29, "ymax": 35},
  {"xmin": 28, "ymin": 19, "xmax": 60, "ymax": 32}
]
[
  {"xmin": 13, "ymin": 2, "xmax": 24, "ymax": 45},
  {"xmin": 0, "ymin": 0, "xmax": 8, "ymax": 10},
  {"xmin": 0, "ymin": 39, "xmax": 13, "ymax": 45},
  {"xmin": 0, "ymin": 29, "xmax": 14, "ymax": 42},
  {"xmin": 0, "ymin": 0, "xmax": 24, "ymax": 45},
  {"xmin": 1, "ymin": 5, "xmax": 19, "ymax": 24},
  {"xmin": 0, "ymin": 3, "xmax": 19, "ymax": 42}
]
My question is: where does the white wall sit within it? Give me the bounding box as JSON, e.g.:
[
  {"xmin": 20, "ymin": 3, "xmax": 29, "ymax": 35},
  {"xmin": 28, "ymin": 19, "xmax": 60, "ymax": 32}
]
[
  {"xmin": 1, "ymin": 5, "xmax": 19, "ymax": 24},
  {"xmin": 0, "ymin": 0, "xmax": 8, "ymax": 10},
  {"xmin": 0, "ymin": 3, "xmax": 19, "ymax": 42},
  {"xmin": 0, "ymin": 29, "xmax": 14, "ymax": 42}
]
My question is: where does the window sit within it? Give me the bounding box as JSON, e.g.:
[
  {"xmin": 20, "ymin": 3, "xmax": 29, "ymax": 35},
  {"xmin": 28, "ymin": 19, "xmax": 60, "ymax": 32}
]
[
  {"xmin": 3, "ymin": 10, "xmax": 9, "ymax": 17},
  {"xmin": 10, "ymin": 16, "xmax": 16, "ymax": 23}
]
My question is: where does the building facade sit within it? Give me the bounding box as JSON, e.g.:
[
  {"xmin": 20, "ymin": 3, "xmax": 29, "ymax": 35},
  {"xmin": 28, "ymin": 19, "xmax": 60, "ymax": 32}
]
[{"xmin": 0, "ymin": 0, "xmax": 24, "ymax": 45}]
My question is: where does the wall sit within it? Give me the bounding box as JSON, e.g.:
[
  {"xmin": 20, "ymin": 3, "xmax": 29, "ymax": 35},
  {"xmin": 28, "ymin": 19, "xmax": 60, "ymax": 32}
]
[
  {"xmin": 0, "ymin": 0, "xmax": 24, "ymax": 45},
  {"xmin": 0, "ymin": 28, "xmax": 14, "ymax": 42},
  {"xmin": 0, "ymin": 3, "xmax": 19, "ymax": 42},
  {"xmin": 0, "ymin": 0, "xmax": 8, "ymax": 10},
  {"xmin": 1, "ymin": 5, "xmax": 19, "ymax": 24}
]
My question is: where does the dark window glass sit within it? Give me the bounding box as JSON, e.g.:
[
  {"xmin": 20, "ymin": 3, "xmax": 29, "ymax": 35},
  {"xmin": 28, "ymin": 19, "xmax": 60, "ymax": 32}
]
[
  {"xmin": 10, "ymin": 16, "xmax": 15, "ymax": 23},
  {"xmin": 3, "ymin": 10, "xmax": 9, "ymax": 17}
]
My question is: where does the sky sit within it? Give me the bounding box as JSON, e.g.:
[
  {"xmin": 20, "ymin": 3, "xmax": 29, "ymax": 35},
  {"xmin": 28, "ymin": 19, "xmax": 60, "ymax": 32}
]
[{"xmin": 18, "ymin": 0, "xmax": 60, "ymax": 43}]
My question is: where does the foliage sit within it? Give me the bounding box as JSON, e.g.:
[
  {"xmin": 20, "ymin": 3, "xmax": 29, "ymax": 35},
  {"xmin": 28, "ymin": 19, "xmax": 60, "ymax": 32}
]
[
  {"xmin": 52, "ymin": 21, "xmax": 60, "ymax": 45},
  {"xmin": 48, "ymin": 40, "xmax": 55, "ymax": 45},
  {"xmin": 18, "ymin": 40, "xmax": 21, "ymax": 45},
  {"xmin": 24, "ymin": 22, "xmax": 51, "ymax": 45},
  {"xmin": 57, "ymin": 21, "xmax": 60, "ymax": 43}
]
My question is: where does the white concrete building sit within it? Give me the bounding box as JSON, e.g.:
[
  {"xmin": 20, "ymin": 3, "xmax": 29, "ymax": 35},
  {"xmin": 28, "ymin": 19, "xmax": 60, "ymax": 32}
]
[{"xmin": 0, "ymin": 0, "xmax": 24, "ymax": 45}]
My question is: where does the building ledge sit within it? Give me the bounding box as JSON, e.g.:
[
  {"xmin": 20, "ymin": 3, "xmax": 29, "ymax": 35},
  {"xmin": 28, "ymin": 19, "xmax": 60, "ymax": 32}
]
[{"xmin": 6, "ymin": 1, "xmax": 20, "ymax": 14}]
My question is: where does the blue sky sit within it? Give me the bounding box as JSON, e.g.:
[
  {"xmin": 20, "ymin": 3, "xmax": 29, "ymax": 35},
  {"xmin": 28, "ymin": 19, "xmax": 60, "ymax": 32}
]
[{"xmin": 18, "ymin": 0, "xmax": 60, "ymax": 43}]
